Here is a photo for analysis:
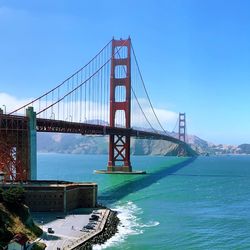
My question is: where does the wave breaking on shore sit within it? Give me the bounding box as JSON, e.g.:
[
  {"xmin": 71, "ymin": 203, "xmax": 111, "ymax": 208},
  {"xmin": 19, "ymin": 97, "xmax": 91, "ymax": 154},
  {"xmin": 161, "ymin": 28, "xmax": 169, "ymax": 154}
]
[{"xmin": 93, "ymin": 201, "xmax": 159, "ymax": 249}]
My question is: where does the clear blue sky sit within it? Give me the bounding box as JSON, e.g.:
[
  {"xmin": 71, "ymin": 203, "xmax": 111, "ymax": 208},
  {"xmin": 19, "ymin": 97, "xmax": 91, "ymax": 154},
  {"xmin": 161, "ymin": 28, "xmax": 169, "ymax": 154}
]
[{"xmin": 1, "ymin": 0, "xmax": 250, "ymax": 144}]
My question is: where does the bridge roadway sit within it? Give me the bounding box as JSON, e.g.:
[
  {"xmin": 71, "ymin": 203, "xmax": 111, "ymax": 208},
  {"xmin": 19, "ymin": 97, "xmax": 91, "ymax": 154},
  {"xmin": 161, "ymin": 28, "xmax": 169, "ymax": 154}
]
[
  {"xmin": 37, "ymin": 118, "xmax": 183, "ymax": 144},
  {"xmin": 0, "ymin": 114, "xmax": 183, "ymax": 145}
]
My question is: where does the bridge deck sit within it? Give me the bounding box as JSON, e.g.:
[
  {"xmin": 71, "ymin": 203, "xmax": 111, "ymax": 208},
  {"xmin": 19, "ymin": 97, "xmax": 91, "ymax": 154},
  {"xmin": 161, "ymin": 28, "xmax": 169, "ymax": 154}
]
[
  {"xmin": 36, "ymin": 118, "xmax": 182, "ymax": 144},
  {"xmin": 0, "ymin": 115, "xmax": 183, "ymax": 144}
]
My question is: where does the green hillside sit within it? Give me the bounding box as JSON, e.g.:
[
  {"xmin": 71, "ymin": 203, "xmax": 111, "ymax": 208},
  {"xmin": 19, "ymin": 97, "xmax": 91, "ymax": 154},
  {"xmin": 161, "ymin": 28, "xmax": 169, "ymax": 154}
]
[{"xmin": 0, "ymin": 188, "xmax": 42, "ymax": 247}]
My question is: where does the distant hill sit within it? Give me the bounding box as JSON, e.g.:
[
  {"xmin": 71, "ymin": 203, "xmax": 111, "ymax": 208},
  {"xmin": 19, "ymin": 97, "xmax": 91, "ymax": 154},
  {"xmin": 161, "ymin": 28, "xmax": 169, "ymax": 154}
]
[
  {"xmin": 187, "ymin": 135, "xmax": 250, "ymax": 155},
  {"xmin": 37, "ymin": 132, "xmax": 250, "ymax": 156},
  {"xmin": 38, "ymin": 133, "xmax": 108, "ymax": 154},
  {"xmin": 37, "ymin": 133, "xmax": 197, "ymax": 156},
  {"xmin": 237, "ymin": 144, "xmax": 250, "ymax": 154}
]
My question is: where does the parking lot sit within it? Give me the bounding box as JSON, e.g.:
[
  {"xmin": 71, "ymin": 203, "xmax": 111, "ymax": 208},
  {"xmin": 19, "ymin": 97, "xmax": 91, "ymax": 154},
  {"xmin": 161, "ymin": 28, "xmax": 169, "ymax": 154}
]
[{"xmin": 32, "ymin": 209, "xmax": 104, "ymax": 249}]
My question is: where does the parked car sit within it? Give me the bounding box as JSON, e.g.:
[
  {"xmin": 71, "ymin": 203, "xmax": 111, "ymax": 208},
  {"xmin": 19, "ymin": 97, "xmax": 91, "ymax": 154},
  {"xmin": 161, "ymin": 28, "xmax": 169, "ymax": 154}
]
[
  {"xmin": 92, "ymin": 210, "xmax": 102, "ymax": 215},
  {"xmin": 88, "ymin": 221, "xmax": 97, "ymax": 225},
  {"xmin": 47, "ymin": 228, "xmax": 54, "ymax": 234},
  {"xmin": 90, "ymin": 214, "xmax": 99, "ymax": 221},
  {"xmin": 89, "ymin": 217, "xmax": 99, "ymax": 221},
  {"xmin": 84, "ymin": 224, "xmax": 95, "ymax": 230}
]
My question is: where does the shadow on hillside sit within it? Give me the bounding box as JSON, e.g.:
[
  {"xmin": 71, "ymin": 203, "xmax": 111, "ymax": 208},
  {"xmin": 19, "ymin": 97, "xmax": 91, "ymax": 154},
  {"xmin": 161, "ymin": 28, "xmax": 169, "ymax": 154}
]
[{"xmin": 99, "ymin": 157, "xmax": 197, "ymax": 204}]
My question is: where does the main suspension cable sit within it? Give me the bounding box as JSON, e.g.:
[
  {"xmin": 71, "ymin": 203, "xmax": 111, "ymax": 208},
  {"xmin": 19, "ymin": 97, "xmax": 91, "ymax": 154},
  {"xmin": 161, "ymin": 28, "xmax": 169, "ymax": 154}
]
[
  {"xmin": 115, "ymin": 49, "xmax": 157, "ymax": 132},
  {"xmin": 37, "ymin": 40, "xmax": 127, "ymax": 116},
  {"xmin": 9, "ymin": 39, "xmax": 113, "ymax": 115},
  {"xmin": 131, "ymin": 43, "xmax": 168, "ymax": 134}
]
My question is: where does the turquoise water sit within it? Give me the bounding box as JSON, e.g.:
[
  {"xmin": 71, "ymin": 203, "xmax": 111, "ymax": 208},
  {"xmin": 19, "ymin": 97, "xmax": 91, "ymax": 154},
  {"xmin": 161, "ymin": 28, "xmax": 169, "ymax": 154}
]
[{"xmin": 38, "ymin": 154, "xmax": 250, "ymax": 249}]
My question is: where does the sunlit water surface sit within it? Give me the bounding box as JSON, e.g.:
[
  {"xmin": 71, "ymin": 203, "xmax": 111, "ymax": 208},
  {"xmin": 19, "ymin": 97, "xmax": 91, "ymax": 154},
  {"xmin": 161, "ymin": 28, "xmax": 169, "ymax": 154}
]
[{"xmin": 38, "ymin": 154, "xmax": 250, "ymax": 249}]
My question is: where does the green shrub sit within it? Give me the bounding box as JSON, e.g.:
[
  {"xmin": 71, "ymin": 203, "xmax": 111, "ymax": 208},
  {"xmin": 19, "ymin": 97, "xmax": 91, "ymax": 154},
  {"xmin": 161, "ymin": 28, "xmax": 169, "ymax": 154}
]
[
  {"xmin": 2, "ymin": 187, "xmax": 25, "ymax": 205},
  {"xmin": 31, "ymin": 242, "xmax": 46, "ymax": 250},
  {"xmin": 0, "ymin": 188, "xmax": 3, "ymax": 202}
]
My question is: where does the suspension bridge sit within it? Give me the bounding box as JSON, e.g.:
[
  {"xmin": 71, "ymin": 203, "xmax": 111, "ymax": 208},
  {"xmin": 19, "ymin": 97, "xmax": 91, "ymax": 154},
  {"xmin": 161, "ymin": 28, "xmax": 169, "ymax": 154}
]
[{"xmin": 0, "ymin": 37, "xmax": 190, "ymax": 181}]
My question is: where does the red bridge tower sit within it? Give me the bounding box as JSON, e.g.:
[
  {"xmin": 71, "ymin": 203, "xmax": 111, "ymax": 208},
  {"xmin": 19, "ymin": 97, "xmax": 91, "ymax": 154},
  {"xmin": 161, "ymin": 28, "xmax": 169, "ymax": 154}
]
[
  {"xmin": 178, "ymin": 112, "xmax": 187, "ymax": 156},
  {"xmin": 178, "ymin": 113, "xmax": 186, "ymax": 142},
  {"xmin": 108, "ymin": 38, "xmax": 132, "ymax": 172}
]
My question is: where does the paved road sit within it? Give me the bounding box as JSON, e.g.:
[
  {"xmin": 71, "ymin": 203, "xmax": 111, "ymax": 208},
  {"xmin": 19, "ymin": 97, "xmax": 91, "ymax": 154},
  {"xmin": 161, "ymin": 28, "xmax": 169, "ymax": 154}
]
[{"xmin": 33, "ymin": 210, "xmax": 99, "ymax": 250}]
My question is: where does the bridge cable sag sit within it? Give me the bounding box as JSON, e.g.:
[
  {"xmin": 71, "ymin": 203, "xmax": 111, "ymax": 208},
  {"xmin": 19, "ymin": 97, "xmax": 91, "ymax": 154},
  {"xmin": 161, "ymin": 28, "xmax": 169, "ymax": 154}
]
[
  {"xmin": 115, "ymin": 48, "xmax": 157, "ymax": 133},
  {"xmin": 9, "ymin": 39, "xmax": 113, "ymax": 115},
  {"xmin": 172, "ymin": 117, "xmax": 179, "ymax": 133},
  {"xmin": 131, "ymin": 43, "xmax": 168, "ymax": 135},
  {"xmin": 36, "ymin": 40, "xmax": 127, "ymax": 116}
]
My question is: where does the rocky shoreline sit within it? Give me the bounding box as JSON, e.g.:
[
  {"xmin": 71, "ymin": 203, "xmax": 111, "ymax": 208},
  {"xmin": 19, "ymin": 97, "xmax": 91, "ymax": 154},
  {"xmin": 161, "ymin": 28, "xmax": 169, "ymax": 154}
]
[{"xmin": 73, "ymin": 210, "xmax": 120, "ymax": 250}]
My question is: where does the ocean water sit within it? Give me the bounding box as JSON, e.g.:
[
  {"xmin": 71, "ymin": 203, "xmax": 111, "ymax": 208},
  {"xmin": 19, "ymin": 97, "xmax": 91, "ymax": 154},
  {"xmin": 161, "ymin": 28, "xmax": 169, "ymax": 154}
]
[{"xmin": 38, "ymin": 154, "xmax": 250, "ymax": 249}]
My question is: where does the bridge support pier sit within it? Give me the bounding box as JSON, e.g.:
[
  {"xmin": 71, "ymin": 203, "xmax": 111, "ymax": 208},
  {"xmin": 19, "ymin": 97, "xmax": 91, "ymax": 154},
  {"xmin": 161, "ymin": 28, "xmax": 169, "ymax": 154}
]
[
  {"xmin": 108, "ymin": 134, "xmax": 132, "ymax": 172},
  {"xmin": 26, "ymin": 107, "xmax": 37, "ymax": 180}
]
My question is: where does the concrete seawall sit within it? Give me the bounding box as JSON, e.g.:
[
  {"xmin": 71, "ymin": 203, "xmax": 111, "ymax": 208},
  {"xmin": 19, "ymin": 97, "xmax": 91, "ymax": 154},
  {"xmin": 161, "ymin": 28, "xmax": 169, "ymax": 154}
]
[
  {"xmin": 33, "ymin": 208, "xmax": 120, "ymax": 250},
  {"xmin": 69, "ymin": 209, "xmax": 119, "ymax": 250}
]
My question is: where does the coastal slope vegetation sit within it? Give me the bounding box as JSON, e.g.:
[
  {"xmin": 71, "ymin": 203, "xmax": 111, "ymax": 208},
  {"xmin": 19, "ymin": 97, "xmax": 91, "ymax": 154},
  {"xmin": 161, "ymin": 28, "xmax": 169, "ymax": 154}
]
[{"xmin": 0, "ymin": 187, "xmax": 42, "ymax": 247}]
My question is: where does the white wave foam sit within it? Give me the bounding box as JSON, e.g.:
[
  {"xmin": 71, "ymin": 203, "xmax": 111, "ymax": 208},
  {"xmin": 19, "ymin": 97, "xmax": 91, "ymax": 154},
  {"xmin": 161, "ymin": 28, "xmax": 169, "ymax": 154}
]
[
  {"xmin": 141, "ymin": 220, "xmax": 160, "ymax": 228},
  {"xmin": 93, "ymin": 201, "xmax": 159, "ymax": 250}
]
